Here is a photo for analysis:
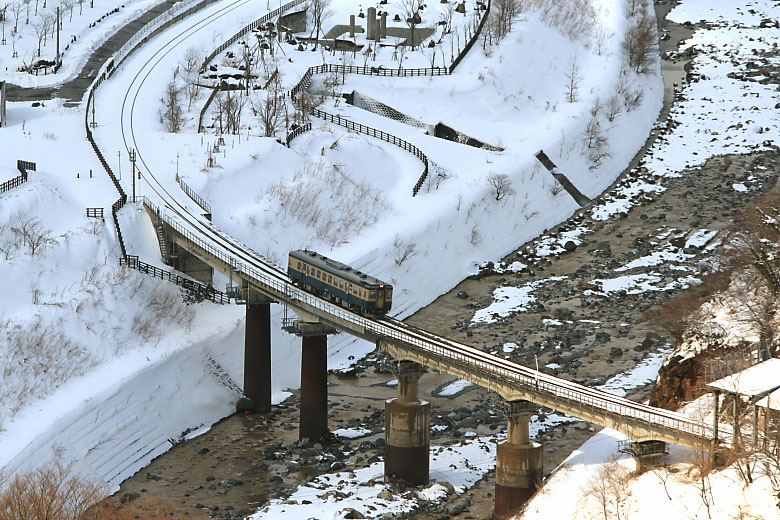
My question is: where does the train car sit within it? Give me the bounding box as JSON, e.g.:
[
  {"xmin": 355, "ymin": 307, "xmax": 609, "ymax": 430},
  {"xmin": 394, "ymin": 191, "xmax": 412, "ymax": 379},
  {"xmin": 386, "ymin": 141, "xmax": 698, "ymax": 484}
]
[{"xmin": 287, "ymin": 250, "xmax": 393, "ymax": 315}]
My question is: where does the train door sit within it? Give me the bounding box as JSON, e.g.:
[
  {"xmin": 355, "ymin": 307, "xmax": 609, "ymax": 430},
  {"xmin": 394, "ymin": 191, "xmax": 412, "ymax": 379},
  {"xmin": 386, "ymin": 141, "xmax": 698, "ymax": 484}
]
[{"xmin": 376, "ymin": 288, "xmax": 385, "ymax": 309}]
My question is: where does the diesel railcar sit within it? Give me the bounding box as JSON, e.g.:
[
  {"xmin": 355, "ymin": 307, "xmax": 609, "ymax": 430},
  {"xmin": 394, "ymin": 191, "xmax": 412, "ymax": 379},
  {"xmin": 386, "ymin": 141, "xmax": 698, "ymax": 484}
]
[{"xmin": 287, "ymin": 250, "xmax": 393, "ymax": 315}]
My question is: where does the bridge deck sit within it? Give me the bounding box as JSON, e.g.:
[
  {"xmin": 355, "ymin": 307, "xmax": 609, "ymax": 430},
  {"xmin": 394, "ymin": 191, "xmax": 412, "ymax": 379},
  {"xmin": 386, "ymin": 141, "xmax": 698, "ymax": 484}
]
[{"xmin": 142, "ymin": 198, "xmax": 720, "ymax": 451}]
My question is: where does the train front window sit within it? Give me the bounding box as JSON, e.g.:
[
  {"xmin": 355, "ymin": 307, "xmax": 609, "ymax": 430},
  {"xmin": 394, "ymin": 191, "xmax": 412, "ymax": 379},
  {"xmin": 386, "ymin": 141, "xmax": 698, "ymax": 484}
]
[
  {"xmin": 297, "ymin": 261, "xmax": 302, "ymax": 269},
  {"xmin": 369, "ymin": 291, "xmax": 376, "ymax": 299}
]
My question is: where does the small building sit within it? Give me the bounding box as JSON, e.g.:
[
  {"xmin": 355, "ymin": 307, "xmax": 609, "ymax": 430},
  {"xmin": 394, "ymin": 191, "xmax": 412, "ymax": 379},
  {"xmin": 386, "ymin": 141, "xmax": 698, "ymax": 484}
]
[{"xmin": 707, "ymin": 357, "xmax": 780, "ymax": 450}]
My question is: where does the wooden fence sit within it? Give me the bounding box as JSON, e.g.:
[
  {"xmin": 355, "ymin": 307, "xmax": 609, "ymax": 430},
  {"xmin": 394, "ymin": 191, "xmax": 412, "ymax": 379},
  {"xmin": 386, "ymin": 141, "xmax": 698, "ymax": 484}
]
[
  {"xmin": 311, "ymin": 108, "xmax": 429, "ymax": 196},
  {"xmin": 0, "ymin": 160, "xmax": 34, "ymax": 195}
]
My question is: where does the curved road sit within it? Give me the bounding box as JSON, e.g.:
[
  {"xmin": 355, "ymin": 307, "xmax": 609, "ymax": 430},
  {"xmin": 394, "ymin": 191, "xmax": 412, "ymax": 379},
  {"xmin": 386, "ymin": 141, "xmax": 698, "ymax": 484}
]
[{"xmin": 5, "ymin": 0, "xmax": 204, "ymax": 105}]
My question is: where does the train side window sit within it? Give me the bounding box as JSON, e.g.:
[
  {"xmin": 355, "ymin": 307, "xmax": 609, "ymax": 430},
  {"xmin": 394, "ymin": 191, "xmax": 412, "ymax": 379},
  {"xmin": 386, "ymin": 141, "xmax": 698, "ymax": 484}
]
[{"xmin": 328, "ymin": 275, "xmax": 332, "ymax": 283}]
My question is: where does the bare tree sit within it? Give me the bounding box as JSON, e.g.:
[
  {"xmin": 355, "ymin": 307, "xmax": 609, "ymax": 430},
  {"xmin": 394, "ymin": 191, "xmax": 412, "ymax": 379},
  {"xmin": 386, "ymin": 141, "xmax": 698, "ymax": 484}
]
[
  {"xmin": 595, "ymin": 28, "xmax": 612, "ymax": 56},
  {"xmin": 62, "ymin": 0, "xmax": 73, "ymax": 21},
  {"xmin": 582, "ymin": 460, "xmax": 634, "ymax": 520},
  {"xmin": 307, "ymin": 0, "xmax": 331, "ymax": 51},
  {"xmin": 564, "ymin": 54, "xmax": 581, "ymax": 103},
  {"xmin": 606, "ymin": 94, "xmax": 622, "ymax": 122},
  {"xmin": 393, "ymin": 234, "xmax": 417, "ymax": 265},
  {"xmin": 159, "ymin": 70, "xmax": 184, "ymax": 132},
  {"xmin": 492, "ymin": 0, "xmax": 518, "ymax": 40},
  {"xmin": 10, "ymin": 0, "xmax": 22, "ymax": 32},
  {"xmin": 32, "ymin": 11, "xmax": 51, "ymax": 55},
  {"xmin": 421, "ymin": 44, "xmax": 437, "ymax": 68},
  {"xmin": 440, "ymin": 1, "xmax": 453, "ymax": 33},
  {"xmin": 252, "ymin": 85, "xmax": 283, "ymax": 138},
  {"xmin": 398, "ymin": 0, "xmax": 423, "ymax": 50},
  {"xmin": 0, "ymin": 2, "xmax": 10, "ymax": 43},
  {"xmin": 622, "ymin": 6, "xmax": 656, "ymax": 73},
  {"xmin": 0, "ymin": 461, "xmax": 105, "ymax": 520},
  {"xmin": 181, "ymin": 45, "xmax": 203, "ymax": 108},
  {"xmin": 240, "ymin": 43, "xmax": 255, "ymax": 94},
  {"xmin": 487, "ymin": 173, "xmax": 514, "ymax": 201},
  {"xmin": 216, "ymin": 90, "xmax": 246, "ymax": 135},
  {"xmin": 11, "ymin": 212, "xmax": 54, "ymax": 256},
  {"xmin": 292, "ymin": 87, "xmax": 316, "ymax": 124}
]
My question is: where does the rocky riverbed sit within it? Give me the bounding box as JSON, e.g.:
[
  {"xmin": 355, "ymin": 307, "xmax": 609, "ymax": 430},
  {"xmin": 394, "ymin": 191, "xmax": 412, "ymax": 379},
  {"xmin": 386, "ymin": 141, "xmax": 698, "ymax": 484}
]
[{"xmin": 101, "ymin": 0, "xmax": 780, "ymax": 517}]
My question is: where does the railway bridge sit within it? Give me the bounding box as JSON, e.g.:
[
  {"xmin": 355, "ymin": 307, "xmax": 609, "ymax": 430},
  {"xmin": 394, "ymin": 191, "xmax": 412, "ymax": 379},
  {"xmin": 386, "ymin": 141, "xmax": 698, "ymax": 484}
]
[{"xmin": 141, "ymin": 196, "xmax": 720, "ymax": 518}]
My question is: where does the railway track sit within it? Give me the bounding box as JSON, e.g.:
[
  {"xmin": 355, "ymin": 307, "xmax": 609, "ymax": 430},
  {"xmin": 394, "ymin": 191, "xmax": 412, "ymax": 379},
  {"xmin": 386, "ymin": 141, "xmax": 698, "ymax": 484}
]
[{"xmin": 101, "ymin": 0, "xmax": 719, "ymax": 451}]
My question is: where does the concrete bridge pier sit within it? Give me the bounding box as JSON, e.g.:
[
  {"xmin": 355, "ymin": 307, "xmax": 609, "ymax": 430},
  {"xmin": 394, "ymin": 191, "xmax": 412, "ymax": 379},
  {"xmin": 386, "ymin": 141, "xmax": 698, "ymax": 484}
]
[
  {"xmin": 297, "ymin": 322, "xmax": 337, "ymax": 442},
  {"xmin": 495, "ymin": 400, "xmax": 543, "ymax": 520},
  {"xmin": 385, "ymin": 361, "xmax": 429, "ymax": 485},
  {"xmin": 172, "ymin": 247, "xmax": 214, "ymax": 285},
  {"xmin": 242, "ymin": 297, "xmax": 273, "ymax": 413}
]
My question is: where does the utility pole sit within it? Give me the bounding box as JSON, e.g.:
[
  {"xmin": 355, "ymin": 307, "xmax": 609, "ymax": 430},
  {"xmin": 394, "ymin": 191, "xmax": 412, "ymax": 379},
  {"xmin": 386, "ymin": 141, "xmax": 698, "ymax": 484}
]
[
  {"xmin": 55, "ymin": 6, "xmax": 59, "ymax": 69},
  {"xmin": 117, "ymin": 150, "xmax": 121, "ymax": 180},
  {"xmin": 176, "ymin": 151, "xmax": 179, "ymax": 177},
  {"xmin": 129, "ymin": 148, "xmax": 136, "ymax": 202}
]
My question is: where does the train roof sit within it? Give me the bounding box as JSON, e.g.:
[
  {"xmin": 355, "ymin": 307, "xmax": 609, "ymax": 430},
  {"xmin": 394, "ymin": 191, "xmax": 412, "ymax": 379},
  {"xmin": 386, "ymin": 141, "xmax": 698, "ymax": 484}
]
[{"xmin": 289, "ymin": 250, "xmax": 392, "ymax": 288}]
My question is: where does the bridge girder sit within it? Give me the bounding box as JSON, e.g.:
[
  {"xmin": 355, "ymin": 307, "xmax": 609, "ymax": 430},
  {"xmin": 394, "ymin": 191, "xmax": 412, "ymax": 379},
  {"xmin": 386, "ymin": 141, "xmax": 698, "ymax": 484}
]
[
  {"xmin": 152, "ymin": 215, "xmax": 712, "ymax": 452},
  {"xmin": 380, "ymin": 339, "xmax": 707, "ymax": 449}
]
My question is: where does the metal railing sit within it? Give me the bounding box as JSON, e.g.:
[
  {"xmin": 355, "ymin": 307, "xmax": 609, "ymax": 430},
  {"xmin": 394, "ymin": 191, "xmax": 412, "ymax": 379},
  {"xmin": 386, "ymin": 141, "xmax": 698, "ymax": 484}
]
[
  {"xmin": 120, "ymin": 255, "xmax": 229, "ymax": 304},
  {"xmin": 175, "ymin": 173, "xmax": 212, "ymax": 214},
  {"xmin": 86, "ymin": 207, "xmax": 105, "ymax": 219},
  {"xmin": 310, "ymin": 108, "xmax": 429, "ymax": 196}
]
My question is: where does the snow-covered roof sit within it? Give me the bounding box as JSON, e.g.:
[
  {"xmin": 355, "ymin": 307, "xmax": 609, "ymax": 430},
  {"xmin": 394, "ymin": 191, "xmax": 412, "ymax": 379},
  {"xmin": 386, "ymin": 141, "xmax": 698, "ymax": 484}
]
[
  {"xmin": 707, "ymin": 358, "xmax": 780, "ymax": 398},
  {"xmin": 756, "ymin": 388, "xmax": 780, "ymax": 411}
]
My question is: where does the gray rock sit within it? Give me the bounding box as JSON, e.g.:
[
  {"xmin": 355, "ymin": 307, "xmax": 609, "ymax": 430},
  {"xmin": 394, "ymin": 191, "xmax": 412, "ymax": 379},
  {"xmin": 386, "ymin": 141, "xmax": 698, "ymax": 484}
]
[{"xmin": 609, "ymin": 347, "xmax": 623, "ymax": 357}]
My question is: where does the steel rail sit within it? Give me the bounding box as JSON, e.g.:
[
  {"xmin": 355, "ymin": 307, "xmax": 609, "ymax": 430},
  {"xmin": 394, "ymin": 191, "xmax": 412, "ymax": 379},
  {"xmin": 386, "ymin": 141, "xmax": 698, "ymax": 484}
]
[{"xmin": 105, "ymin": 0, "xmax": 716, "ymax": 449}]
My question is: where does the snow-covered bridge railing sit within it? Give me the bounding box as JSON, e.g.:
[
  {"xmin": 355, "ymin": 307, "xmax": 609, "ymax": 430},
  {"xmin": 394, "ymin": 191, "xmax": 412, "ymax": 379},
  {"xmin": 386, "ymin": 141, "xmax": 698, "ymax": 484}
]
[
  {"xmin": 310, "ymin": 107, "xmax": 429, "ymax": 196},
  {"xmin": 175, "ymin": 173, "xmax": 212, "ymax": 215}
]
